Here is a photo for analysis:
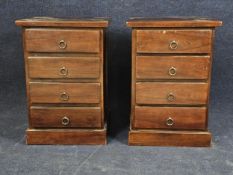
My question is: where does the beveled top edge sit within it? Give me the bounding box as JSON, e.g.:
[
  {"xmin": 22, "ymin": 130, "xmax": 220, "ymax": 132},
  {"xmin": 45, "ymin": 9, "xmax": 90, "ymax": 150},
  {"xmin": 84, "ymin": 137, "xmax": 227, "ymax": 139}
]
[
  {"xmin": 127, "ymin": 17, "xmax": 222, "ymax": 28},
  {"xmin": 15, "ymin": 17, "xmax": 110, "ymax": 28}
]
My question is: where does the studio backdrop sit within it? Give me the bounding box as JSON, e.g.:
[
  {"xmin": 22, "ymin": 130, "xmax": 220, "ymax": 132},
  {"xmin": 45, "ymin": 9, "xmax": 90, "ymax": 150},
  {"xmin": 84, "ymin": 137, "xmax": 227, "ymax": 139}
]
[{"xmin": 0, "ymin": 0, "xmax": 232, "ymax": 136}]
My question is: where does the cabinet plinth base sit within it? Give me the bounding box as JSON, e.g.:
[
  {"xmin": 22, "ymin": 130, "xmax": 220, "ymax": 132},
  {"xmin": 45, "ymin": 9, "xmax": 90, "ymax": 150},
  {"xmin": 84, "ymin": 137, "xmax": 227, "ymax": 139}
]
[
  {"xmin": 26, "ymin": 127, "xmax": 107, "ymax": 145},
  {"xmin": 128, "ymin": 129, "xmax": 211, "ymax": 147}
]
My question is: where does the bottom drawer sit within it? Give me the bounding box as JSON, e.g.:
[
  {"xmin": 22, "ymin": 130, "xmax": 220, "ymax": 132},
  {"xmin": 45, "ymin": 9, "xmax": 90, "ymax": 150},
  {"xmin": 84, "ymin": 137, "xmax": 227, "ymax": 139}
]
[
  {"xmin": 30, "ymin": 107, "xmax": 102, "ymax": 128},
  {"xmin": 133, "ymin": 106, "xmax": 207, "ymax": 130}
]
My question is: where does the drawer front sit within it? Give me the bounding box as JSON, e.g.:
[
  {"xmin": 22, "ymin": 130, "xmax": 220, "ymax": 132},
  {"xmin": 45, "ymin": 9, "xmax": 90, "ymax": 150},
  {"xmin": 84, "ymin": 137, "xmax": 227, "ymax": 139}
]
[
  {"xmin": 133, "ymin": 106, "xmax": 207, "ymax": 130},
  {"xmin": 136, "ymin": 56, "xmax": 210, "ymax": 80},
  {"xmin": 30, "ymin": 82, "xmax": 100, "ymax": 104},
  {"xmin": 28, "ymin": 56, "xmax": 100, "ymax": 79},
  {"xmin": 25, "ymin": 29, "xmax": 100, "ymax": 53},
  {"xmin": 136, "ymin": 30, "xmax": 212, "ymax": 53},
  {"xmin": 136, "ymin": 82, "xmax": 208, "ymax": 105},
  {"xmin": 30, "ymin": 107, "xmax": 102, "ymax": 128}
]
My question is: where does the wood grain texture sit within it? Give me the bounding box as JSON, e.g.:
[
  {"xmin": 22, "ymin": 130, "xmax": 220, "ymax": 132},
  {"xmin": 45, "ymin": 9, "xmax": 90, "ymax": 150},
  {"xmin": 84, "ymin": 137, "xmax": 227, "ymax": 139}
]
[
  {"xmin": 136, "ymin": 55, "xmax": 210, "ymax": 80},
  {"xmin": 17, "ymin": 18, "xmax": 108, "ymax": 145},
  {"xmin": 25, "ymin": 29, "xmax": 100, "ymax": 53},
  {"xmin": 130, "ymin": 29, "xmax": 137, "ymax": 128},
  {"xmin": 127, "ymin": 18, "xmax": 222, "ymax": 28},
  {"xmin": 28, "ymin": 56, "xmax": 100, "ymax": 79},
  {"xmin": 26, "ymin": 128, "xmax": 107, "ymax": 145},
  {"xmin": 15, "ymin": 17, "xmax": 109, "ymax": 28},
  {"xmin": 128, "ymin": 18, "xmax": 222, "ymax": 147},
  {"xmin": 29, "ymin": 82, "xmax": 100, "ymax": 104},
  {"xmin": 206, "ymin": 30, "xmax": 215, "ymax": 129},
  {"xmin": 99, "ymin": 29, "xmax": 105, "ymax": 129},
  {"xmin": 30, "ymin": 106, "xmax": 102, "ymax": 128},
  {"xmin": 133, "ymin": 106, "xmax": 207, "ymax": 130},
  {"xmin": 136, "ymin": 30, "xmax": 212, "ymax": 53},
  {"xmin": 136, "ymin": 82, "xmax": 208, "ymax": 105},
  {"xmin": 129, "ymin": 130, "xmax": 211, "ymax": 147}
]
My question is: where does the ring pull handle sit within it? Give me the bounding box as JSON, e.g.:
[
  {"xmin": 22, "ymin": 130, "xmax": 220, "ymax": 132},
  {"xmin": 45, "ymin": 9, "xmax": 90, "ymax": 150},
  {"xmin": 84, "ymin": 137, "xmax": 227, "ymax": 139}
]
[
  {"xmin": 62, "ymin": 116, "xmax": 70, "ymax": 126},
  {"xmin": 166, "ymin": 117, "xmax": 174, "ymax": 126},
  {"xmin": 59, "ymin": 40, "xmax": 67, "ymax": 49},
  {"xmin": 59, "ymin": 66, "xmax": 68, "ymax": 77},
  {"xmin": 60, "ymin": 92, "xmax": 69, "ymax": 101},
  {"xmin": 167, "ymin": 93, "xmax": 175, "ymax": 102},
  {"xmin": 168, "ymin": 67, "xmax": 177, "ymax": 76},
  {"xmin": 169, "ymin": 40, "xmax": 178, "ymax": 50}
]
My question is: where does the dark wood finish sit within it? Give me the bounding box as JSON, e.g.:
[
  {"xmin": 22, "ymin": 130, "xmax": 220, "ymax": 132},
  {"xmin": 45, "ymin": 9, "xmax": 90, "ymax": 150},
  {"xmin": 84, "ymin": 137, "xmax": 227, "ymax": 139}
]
[
  {"xmin": 127, "ymin": 18, "xmax": 222, "ymax": 147},
  {"xmin": 16, "ymin": 17, "xmax": 109, "ymax": 28},
  {"xmin": 127, "ymin": 17, "xmax": 222, "ymax": 28},
  {"xmin": 136, "ymin": 30, "xmax": 212, "ymax": 53},
  {"xmin": 25, "ymin": 29, "xmax": 100, "ymax": 53},
  {"xmin": 30, "ymin": 82, "xmax": 100, "ymax": 104},
  {"xmin": 129, "ymin": 130, "xmax": 211, "ymax": 147},
  {"xmin": 133, "ymin": 106, "xmax": 207, "ymax": 130},
  {"xmin": 28, "ymin": 56, "xmax": 100, "ymax": 79},
  {"xmin": 30, "ymin": 107, "xmax": 102, "ymax": 128},
  {"xmin": 136, "ymin": 82, "xmax": 208, "ymax": 105},
  {"xmin": 26, "ymin": 127, "xmax": 107, "ymax": 145},
  {"xmin": 16, "ymin": 17, "xmax": 108, "ymax": 145},
  {"xmin": 136, "ymin": 56, "xmax": 210, "ymax": 80}
]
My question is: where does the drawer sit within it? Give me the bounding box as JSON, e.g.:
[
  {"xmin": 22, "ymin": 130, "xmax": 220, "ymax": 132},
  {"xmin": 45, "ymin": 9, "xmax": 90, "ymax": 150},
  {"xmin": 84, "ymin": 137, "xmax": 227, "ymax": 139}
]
[
  {"xmin": 29, "ymin": 82, "xmax": 100, "ymax": 104},
  {"xmin": 30, "ymin": 106, "xmax": 102, "ymax": 128},
  {"xmin": 133, "ymin": 106, "xmax": 207, "ymax": 130},
  {"xmin": 136, "ymin": 56, "xmax": 210, "ymax": 80},
  {"xmin": 25, "ymin": 29, "xmax": 100, "ymax": 53},
  {"xmin": 136, "ymin": 82, "xmax": 208, "ymax": 105},
  {"xmin": 28, "ymin": 56, "xmax": 100, "ymax": 79},
  {"xmin": 136, "ymin": 29, "xmax": 212, "ymax": 53}
]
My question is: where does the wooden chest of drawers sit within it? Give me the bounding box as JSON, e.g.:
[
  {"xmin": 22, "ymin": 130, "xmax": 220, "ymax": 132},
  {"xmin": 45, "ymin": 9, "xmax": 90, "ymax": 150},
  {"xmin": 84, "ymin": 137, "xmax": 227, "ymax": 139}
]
[
  {"xmin": 127, "ymin": 18, "xmax": 222, "ymax": 147},
  {"xmin": 16, "ymin": 17, "xmax": 109, "ymax": 145}
]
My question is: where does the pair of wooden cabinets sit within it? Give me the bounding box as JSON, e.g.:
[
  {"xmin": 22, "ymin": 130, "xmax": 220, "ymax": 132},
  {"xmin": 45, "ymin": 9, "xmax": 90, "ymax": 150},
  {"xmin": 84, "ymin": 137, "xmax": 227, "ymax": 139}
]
[{"xmin": 16, "ymin": 17, "xmax": 222, "ymax": 147}]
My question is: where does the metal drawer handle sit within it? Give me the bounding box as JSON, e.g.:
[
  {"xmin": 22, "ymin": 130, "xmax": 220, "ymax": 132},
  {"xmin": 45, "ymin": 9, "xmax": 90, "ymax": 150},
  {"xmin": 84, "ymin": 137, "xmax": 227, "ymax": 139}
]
[
  {"xmin": 166, "ymin": 117, "xmax": 174, "ymax": 126},
  {"xmin": 60, "ymin": 92, "xmax": 69, "ymax": 101},
  {"xmin": 59, "ymin": 66, "xmax": 68, "ymax": 76},
  {"xmin": 59, "ymin": 40, "xmax": 67, "ymax": 49},
  {"xmin": 168, "ymin": 67, "xmax": 177, "ymax": 76},
  {"xmin": 62, "ymin": 116, "xmax": 70, "ymax": 126},
  {"xmin": 167, "ymin": 93, "xmax": 175, "ymax": 102},
  {"xmin": 169, "ymin": 40, "xmax": 178, "ymax": 50}
]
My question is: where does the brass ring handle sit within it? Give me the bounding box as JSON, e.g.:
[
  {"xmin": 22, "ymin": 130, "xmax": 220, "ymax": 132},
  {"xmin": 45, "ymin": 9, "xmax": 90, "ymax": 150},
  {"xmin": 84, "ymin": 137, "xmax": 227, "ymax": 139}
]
[
  {"xmin": 62, "ymin": 116, "xmax": 70, "ymax": 126},
  {"xmin": 59, "ymin": 66, "xmax": 68, "ymax": 76},
  {"xmin": 169, "ymin": 40, "xmax": 178, "ymax": 50},
  {"xmin": 60, "ymin": 92, "xmax": 69, "ymax": 101},
  {"xmin": 166, "ymin": 117, "xmax": 174, "ymax": 126},
  {"xmin": 168, "ymin": 67, "xmax": 177, "ymax": 76},
  {"xmin": 167, "ymin": 93, "xmax": 175, "ymax": 102},
  {"xmin": 59, "ymin": 40, "xmax": 67, "ymax": 49}
]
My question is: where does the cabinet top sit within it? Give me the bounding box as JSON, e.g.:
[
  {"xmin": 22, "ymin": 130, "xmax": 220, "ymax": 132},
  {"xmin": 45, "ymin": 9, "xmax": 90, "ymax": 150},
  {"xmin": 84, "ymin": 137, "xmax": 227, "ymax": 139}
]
[
  {"xmin": 15, "ymin": 17, "xmax": 110, "ymax": 28},
  {"xmin": 127, "ymin": 17, "xmax": 222, "ymax": 28}
]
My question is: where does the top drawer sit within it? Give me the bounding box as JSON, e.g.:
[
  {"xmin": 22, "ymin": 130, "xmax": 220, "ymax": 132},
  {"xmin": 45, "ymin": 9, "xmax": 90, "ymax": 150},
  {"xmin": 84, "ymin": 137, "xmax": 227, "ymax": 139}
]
[
  {"xmin": 25, "ymin": 29, "xmax": 100, "ymax": 53},
  {"xmin": 136, "ymin": 30, "xmax": 212, "ymax": 53}
]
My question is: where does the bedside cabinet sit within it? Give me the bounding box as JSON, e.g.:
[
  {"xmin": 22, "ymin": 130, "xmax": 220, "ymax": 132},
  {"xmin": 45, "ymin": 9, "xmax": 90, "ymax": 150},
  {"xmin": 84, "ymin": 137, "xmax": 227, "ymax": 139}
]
[
  {"xmin": 16, "ymin": 17, "xmax": 109, "ymax": 145},
  {"xmin": 127, "ymin": 18, "xmax": 222, "ymax": 147}
]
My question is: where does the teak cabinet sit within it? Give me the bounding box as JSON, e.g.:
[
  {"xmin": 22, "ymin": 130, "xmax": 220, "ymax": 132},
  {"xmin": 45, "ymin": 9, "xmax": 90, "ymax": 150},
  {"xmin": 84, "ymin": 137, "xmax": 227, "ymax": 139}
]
[
  {"xmin": 16, "ymin": 17, "xmax": 109, "ymax": 145},
  {"xmin": 127, "ymin": 18, "xmax": 222, "ymax": 147}
]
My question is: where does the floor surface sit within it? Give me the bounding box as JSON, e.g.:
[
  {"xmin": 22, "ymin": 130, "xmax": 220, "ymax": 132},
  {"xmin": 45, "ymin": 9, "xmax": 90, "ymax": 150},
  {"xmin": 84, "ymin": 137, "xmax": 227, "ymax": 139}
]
[{"xmin": 0, "ymin": 81, "xmax": 233, "ymax": 175}]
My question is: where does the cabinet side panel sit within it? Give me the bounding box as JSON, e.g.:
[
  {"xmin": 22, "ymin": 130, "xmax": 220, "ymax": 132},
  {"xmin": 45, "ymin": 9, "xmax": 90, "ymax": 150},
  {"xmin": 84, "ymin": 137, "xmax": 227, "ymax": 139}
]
[
  {"xmin": 22, "ymin": 28, "xmax": 31, "ymax": 128},
  {"xmin": 206, "ymin": 29, "xmax": 215, "ymax": 128},
  {"xmin": 99, "ymin": 29, "xmax": 105, "ymax": 128},
  {"xmin": 130, "ymin": 29, "xmax": 137, "ymax": 129}
]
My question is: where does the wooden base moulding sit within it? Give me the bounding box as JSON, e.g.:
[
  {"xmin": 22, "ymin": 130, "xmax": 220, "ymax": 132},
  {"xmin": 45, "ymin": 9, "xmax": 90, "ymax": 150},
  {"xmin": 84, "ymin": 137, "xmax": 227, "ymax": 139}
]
[
  {"xmin": 26, "ymin": 127, "xmax": 107, "ymax": 145},
  {"xmin": 128, "ymin": 130, "xmax": 211, "ymax": 147}
]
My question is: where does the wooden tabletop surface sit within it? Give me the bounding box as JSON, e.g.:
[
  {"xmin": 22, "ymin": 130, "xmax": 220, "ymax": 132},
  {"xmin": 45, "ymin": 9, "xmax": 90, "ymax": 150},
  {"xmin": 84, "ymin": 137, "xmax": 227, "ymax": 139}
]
[
  {"xmin": 127, "ymin": 17, "xmax": 222, "ymax": 27},
  {"xmin": 15, "ymin": 17, "xmax": 110, "ymax": 27}
]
